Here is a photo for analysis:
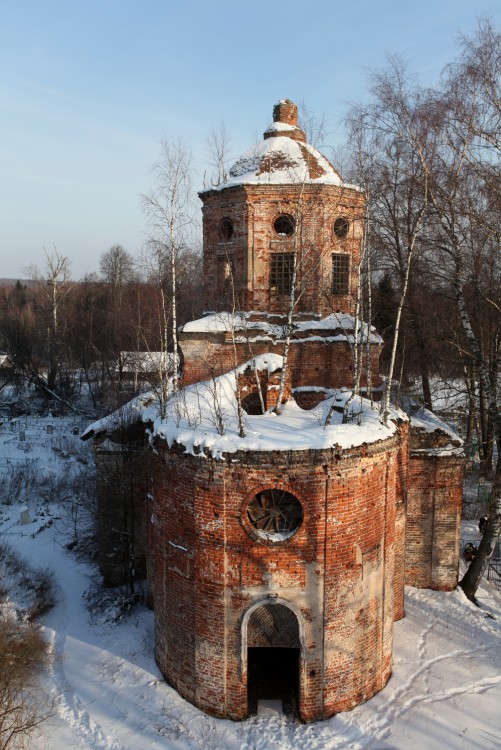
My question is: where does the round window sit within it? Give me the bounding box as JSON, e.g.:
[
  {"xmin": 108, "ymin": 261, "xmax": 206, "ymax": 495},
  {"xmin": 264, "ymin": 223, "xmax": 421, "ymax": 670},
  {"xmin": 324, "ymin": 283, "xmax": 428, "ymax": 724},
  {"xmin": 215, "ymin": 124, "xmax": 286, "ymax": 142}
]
[
  {"xmin": 219, "ymin": 217, "xmax": 234, "ymax": 240},
  {"xmin": 274, "ymin": 214, "xmax": 296, "ymax": 237},
  {"xmin": 247, "ymin": 489, "xmax": 303, "ymax": 541},
  {"xmin": 333, "ymin": 216, "xmax": 349, "ymax": 239}
]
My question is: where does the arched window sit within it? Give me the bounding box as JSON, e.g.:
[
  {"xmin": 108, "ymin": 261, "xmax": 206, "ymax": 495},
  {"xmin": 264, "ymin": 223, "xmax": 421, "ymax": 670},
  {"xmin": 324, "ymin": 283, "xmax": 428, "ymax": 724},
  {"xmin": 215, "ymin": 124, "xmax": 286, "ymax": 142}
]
[
  {"xmin": 219, "ymin": 217, "xmax": 234, "ymax": 240},
  {"xmin": 241, "ymin": 392, "xmax": 263, "ymax": 415}
]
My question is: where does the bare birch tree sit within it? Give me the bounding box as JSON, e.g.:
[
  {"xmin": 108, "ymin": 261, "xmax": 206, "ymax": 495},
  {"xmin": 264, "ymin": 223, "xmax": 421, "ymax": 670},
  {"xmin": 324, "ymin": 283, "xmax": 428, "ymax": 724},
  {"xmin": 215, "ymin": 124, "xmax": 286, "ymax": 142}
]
[
  {"xmin": 426, "ymin": 22, "xmax": 501, "ymax": 599},
  {"xmin": 365, "ymin": 25, "xmax": 501, "ymax": 599},
  {"xmin": 346, "ymin": 57, "xmax": 432, "ymax": 423},
  {"xmin": 99, "ymin": 244, "xmax": 135, "ymax": 310},
  {"xmin": 24, "ymin": 247, "xmax": 75, "ymax": 405},
  {"xmin": 141, "ymin": 139, "xmax": 195, "ymax": 407},
  {"xmin": 273, "ymin": 197, "xmax": 304, "ymax": 416},
  {"xmin": 205, "ymin": 120, "xmax": 231, "ymax": 188},
  {"xmin": 227, "ymin": 253, "xmax": 247, "ymax": 437}
]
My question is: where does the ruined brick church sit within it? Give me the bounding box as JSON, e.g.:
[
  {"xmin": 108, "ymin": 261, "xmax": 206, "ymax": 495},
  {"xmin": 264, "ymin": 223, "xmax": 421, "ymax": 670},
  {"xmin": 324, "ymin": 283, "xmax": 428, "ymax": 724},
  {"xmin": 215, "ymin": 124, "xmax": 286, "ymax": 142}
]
[{"xmin": 85, "ymin": 101, "xmax": 465, "ymax": 722}]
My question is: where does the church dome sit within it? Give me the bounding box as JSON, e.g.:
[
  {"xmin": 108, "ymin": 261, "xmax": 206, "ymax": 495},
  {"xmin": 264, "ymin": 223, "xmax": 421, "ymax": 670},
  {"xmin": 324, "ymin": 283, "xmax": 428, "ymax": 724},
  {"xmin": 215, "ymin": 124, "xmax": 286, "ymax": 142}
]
[{"xmin": 223, "ymin": 99, "xmax": 343, "ymax": 188}]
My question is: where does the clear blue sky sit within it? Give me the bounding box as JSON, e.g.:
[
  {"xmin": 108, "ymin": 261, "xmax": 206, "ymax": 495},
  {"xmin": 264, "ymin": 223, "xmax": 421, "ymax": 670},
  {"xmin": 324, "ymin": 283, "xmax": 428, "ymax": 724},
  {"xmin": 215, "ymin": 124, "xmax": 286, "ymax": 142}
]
[{"xmin": 1, "ymin": 0, "xmax": 499, "ymax": 280}]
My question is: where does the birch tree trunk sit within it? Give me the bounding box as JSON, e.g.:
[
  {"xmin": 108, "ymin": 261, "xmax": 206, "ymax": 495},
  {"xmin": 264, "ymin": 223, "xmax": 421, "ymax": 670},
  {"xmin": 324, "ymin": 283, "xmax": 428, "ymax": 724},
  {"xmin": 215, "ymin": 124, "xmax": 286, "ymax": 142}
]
[
  {"xmin": 141, "ymin": 139, "xmax": 195, "ymax": 408},
  {"xmin": 274, "ymin": 206, "xmax": 302, "ymax": 416},
  {"xmin": 381, "ymin": 238, "xmax": 415, "ymax": 425},
  {"xmin": 228, "ymin": 254, "xmax": 246, "ymax": 437},
  {"xmin": 455, "ymin": 250, "xmax": 501, "ymax": 599}
]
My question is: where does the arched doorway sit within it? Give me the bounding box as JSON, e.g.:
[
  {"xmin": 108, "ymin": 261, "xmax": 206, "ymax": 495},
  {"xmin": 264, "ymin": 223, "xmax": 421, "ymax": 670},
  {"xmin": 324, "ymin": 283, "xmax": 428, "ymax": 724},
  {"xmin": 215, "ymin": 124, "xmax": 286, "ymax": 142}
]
[{"xmin": 246, "ymin": 603, "xmax": 301, "ymax": 716}]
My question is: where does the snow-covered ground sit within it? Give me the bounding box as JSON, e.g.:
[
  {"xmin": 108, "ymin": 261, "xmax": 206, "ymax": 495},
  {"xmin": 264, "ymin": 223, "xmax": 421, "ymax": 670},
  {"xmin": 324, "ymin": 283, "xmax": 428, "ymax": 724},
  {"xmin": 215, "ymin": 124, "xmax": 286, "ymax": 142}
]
[{"xmin": 1, "ymin": 417, "xmax": 500, "ymax": 750}]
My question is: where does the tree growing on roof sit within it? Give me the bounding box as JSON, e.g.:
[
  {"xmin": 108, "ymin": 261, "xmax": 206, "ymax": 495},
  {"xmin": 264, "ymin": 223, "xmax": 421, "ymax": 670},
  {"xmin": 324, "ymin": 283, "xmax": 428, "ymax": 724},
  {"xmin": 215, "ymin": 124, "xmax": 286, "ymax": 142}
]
[
  {"xmin": 141, "ymin": 139, "xmax": 196, "ymax": 412},
  {"xmin": 273, "ymin": 194, "xmax": 304, "ymax": 416},
  {"xmin": 273, "ymin": 104, "xmax": 332, "ymax": 416},
  {"xmin": 205, "ymin": 120, "xmax": 231, "ymax": 188},
  {"xmin": 345, "ymin": 57, "xmax": 431, "ymax": 423}
]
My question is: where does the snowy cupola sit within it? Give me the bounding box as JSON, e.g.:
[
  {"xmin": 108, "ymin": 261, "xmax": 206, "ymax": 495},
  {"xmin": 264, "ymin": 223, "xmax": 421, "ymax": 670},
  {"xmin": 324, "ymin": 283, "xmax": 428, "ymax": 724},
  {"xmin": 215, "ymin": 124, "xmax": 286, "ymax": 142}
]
[
  {"xmin": 223, "ymin": 99, "xmax": 343, "ymax": 187},
  {"xmin": 198, "ymin": 99, "xmax": 364, "ymax": 317}
]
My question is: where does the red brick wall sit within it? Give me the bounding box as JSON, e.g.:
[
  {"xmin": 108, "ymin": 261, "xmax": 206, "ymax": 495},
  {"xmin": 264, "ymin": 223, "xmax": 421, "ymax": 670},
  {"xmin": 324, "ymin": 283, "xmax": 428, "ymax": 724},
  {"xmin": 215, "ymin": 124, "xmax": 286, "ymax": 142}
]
[
  {"xmin": 180, "ymin": 334, "xmax": 381, "ymax": 392},
  {"xmin": 200, "ymin": 184, "xmax": 365, "ymax": 318},
  {"xmin": 405, "ymin": 451, "xmax": 465, "ymax": 590},
  {"xmin": 94, "ymin": 423, "xmax": 148, "ymax": 587},
  {"xmin": 150, "ymin": 430, "xmax": 404, "ymax": 721}
]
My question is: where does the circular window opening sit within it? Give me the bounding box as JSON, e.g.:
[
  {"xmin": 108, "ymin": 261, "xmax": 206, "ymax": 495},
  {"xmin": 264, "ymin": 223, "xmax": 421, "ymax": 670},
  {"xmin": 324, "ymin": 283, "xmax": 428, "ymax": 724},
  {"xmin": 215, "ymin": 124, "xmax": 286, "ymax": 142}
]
[
  {"xmin": 333, "ymin": 217, "xmax": 349, "ymax": 240},
  {"xmin": 247, "ymin": 489, "xmax": 303, "ymax": 541},
  {"xmin": 219, "ymin": 217, "xmax": 234, "ymax": 241},
  {"xmin": 274, "ymin": 214, "xmax": 296, "ymax": 237}
]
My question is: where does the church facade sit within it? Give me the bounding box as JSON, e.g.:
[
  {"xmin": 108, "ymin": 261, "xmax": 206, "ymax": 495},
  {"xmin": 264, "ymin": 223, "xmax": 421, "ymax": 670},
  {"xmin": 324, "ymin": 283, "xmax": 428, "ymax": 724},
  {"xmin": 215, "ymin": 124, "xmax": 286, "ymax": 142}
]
[{"xmin": 85, "ymin": 101, "xmax": 465, "ymax": 722}]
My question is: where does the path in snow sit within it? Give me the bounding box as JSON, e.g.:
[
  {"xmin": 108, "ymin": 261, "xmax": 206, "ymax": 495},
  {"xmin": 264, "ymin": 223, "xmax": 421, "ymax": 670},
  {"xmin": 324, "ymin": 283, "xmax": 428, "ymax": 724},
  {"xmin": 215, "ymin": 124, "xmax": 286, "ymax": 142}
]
[{"xmin": 2, "ymin": 510, "xmax": 501, "ymax": 750}]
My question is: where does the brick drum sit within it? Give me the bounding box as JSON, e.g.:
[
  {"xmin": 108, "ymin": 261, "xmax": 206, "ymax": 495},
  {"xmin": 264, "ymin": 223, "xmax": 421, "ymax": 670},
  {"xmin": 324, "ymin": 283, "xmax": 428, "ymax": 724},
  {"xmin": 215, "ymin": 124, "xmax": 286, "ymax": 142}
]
[
  {"xmin": 200, "ymin": 182, "xmax": 364, "ymax": 317},
  {"xmin": 149, "ymin": 430, "xmax": 406, "ymax": 722}
]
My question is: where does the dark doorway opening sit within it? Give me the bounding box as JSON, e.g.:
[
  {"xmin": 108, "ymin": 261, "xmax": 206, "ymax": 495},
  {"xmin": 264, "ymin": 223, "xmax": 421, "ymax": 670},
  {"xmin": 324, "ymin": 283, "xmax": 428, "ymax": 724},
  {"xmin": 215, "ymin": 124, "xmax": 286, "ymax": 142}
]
[
  {"xmin": 247, "ymin": 647, "xmax": 299, "ymax": 716},
  {"xmin": 241, "ymin": 392, "xmax": 263, "ymax": 415}
]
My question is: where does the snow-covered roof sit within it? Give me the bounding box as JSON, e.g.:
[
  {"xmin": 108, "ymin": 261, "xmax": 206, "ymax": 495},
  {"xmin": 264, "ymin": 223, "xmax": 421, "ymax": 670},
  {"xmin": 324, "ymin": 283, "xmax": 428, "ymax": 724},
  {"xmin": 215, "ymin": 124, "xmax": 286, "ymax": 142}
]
[
  {"xmin": 409, "ymin": 407, "xmax": 464, "ymax": 457},
  {"xmin": 410, "ymin": 407, "xmax": 463, "ymax": 441},
  {"xmin": 222, "ymin": 135, "xmax": 344, "ymax": 188},
  {"xmin": 205, "ymin": 100, "xmax": 360, "ymax": 191},
  {"xmin": 81, "ymin": 392, "xmax": 156, "ymax": 441},
  {"xmin": 145, "ymin": 355, "xmax": 401, "ymax": 460},
  {"xmin": 182, "ymin": 311, "xmax": 383, "ymax": 345},
  {"xmin": 82, "ymin": 354, "xmax": 402, "ymax": 458}
]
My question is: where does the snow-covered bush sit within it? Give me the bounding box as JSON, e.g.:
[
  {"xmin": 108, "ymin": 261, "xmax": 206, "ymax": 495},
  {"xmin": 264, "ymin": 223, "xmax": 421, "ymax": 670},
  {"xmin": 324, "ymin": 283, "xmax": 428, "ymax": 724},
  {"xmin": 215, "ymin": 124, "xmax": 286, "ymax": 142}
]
[
  {"xmin": 0, "ymin": 542, "xmax": 55, "ymax": 748},
  {"xmin": 0, "ymin": 541, "xmax": 56, "ymax": 621},
  {"xmin": 83, "ymin": 581, "xmax": 144, "ymax": 625},
  {"xmin": 0, "ymin": 461, "xmax": 37, "ymax": 506},
  {"xmin": 0, "ymin": 611, "xmax": 53, "ymax": 750}
]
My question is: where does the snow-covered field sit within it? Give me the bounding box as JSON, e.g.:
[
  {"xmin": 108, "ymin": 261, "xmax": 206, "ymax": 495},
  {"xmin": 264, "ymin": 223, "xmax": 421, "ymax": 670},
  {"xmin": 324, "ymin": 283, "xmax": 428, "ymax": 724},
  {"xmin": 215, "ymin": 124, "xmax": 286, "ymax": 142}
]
[{"xmin": 1, "ymin": 418, "xmax": 500, "ymax": 750}]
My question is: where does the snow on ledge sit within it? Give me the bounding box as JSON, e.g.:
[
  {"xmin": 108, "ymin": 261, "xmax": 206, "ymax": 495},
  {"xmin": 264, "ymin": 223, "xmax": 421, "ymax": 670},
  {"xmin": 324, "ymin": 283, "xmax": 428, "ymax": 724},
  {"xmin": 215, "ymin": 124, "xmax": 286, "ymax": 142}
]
[
  {"xmin": 182, "ymin": 311, "xmax": 383, "ymax": 344},
  {"xmin": 144, "ymin": 356, "xmax": 403, "ymax": 460},
  {"xmin": 411, "ymin": 445, "xmax": 465, "ymax": 457},
  {"xmin": 410, "ymin": 407, "xmax": 464, "ymax": 443},
  {"xmin": 81, "ymin": 392, "xmax": 156, "ymax": 441},
  {"xmin": 264, "ymin": 121, "xmax": 298, "ymax": 133},
  {"xmin": 82, "ymin": 355, "xmax": 404, "ymax": 460}
]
